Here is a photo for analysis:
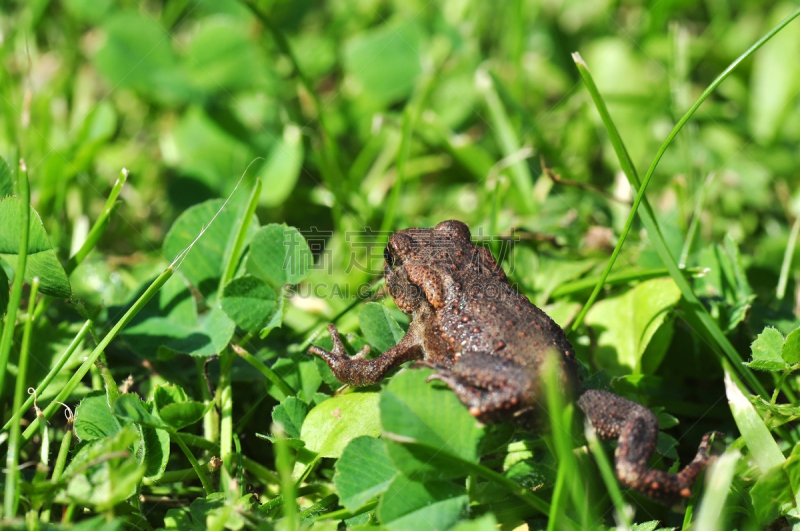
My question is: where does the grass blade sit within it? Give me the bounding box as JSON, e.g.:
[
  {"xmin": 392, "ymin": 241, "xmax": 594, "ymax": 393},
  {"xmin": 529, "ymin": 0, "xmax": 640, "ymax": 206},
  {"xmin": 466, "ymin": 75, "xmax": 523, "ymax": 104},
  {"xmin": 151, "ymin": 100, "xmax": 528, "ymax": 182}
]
[
  {"xmin": 724, "ymin": 366, "xmax": 784, "ymax": 473},
  {"xmin": 172, "ymin": 428, "xmax": 214, "ymax": 495},
  {"xmin": 32, "ymin": 169, "xmax": 127, "ymax": 323},
  {"xmin": 543, "ymin": 351, "xmax": 590, "ymax": 529},
  {"xmin": 584, "ymin": 420, "xmax": 632, "ymax": 529},
  {"xmin": 233, "ymin": 344, "xmax": 294, "ymax": 399},
  {"xmin": 546, "ymin": 457, "xmax": 568, "ymax": 531},
  {"xmin": 777, "ymin": 214, "xmax": 800, "ymax": 300},
  {"xmin": 65, "ymin": 168, "xmax": 128, "ymax": 275},
  {"xmin": 220, "ymin": 177, "xmax": 261, "ymax": 290},
  {"xmin": 218, "ymin": 350, "xmax": 236, "ymax": 493},
  {"xmin": 691, "ymin": 450, "xmax": 740, "ymax": 531},
  {"xmin": 4, "ymin": 276, "xmax": 38, "ymax": 518},
  {"xmin": 551, "ymin": 267, "xmax": 707, "ymax": 298},
  {"xmin": 274, "ymin": 424, "xmax": 298, "ymax": 529},
  {"xmin": 41, "ymin": 408, "xmax": 74, "ymax": 522}
]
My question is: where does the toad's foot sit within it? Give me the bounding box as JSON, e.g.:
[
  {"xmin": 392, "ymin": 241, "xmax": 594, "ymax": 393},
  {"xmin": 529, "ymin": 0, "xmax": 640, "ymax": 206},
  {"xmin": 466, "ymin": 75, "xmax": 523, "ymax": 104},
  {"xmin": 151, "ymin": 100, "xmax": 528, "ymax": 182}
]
[
  {"xmin": 308, "ymin": 324, "xmax": 371, "ymax": 361},
  {"xmin": 308, "ymin": 323, "xmax": 423, "ymax": 386}
]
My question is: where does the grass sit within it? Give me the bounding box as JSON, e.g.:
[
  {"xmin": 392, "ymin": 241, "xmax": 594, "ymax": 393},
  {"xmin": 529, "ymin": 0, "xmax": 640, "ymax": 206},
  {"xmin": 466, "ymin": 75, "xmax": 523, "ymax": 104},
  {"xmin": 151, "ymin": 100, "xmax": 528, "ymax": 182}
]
[{"xmin": 2, "ymin": 0, "xmax": 800, "ymax": 529}]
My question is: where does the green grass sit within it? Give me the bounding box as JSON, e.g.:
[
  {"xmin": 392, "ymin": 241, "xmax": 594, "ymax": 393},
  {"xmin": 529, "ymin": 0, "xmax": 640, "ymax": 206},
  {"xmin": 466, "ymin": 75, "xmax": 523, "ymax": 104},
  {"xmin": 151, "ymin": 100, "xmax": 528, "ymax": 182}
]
[{"xmin": 2, "ymin": 0, "xmax": 800, "ymax": 529}]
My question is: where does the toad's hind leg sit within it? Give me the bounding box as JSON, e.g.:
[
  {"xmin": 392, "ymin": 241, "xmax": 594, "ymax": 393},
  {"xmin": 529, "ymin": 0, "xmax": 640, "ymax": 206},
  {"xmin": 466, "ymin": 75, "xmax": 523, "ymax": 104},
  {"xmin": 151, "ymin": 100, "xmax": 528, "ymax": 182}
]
[
  {"xmin": 425, "ymin": 354, "xmax": 536, "ymax": 424},
  {"xmin": 578, "ymin": 389, "xmax": 720, "ymax": 504}
]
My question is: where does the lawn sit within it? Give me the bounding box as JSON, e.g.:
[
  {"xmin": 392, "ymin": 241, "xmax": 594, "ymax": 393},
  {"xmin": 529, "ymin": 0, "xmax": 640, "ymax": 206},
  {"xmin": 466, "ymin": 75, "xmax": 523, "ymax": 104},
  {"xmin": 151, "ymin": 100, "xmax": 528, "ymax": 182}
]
[{"xmin": 2, "ymin": 0, "xmax": 800, "ymax": 529}]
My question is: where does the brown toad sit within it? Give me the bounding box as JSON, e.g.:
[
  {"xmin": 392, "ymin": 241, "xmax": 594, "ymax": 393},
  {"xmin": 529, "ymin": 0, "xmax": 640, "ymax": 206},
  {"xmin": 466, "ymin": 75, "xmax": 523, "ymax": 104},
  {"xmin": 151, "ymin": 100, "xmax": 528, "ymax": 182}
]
[{"xmin": 309, "ymin": 220, "xmax": 718, "ymax": 503}]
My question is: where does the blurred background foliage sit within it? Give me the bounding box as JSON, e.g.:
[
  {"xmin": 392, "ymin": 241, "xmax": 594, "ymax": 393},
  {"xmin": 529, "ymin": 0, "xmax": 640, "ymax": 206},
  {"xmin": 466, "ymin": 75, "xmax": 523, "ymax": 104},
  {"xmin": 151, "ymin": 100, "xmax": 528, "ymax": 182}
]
[{"xmin": 3, "ymin": 0, "xmax": 799, "ymax": 251}]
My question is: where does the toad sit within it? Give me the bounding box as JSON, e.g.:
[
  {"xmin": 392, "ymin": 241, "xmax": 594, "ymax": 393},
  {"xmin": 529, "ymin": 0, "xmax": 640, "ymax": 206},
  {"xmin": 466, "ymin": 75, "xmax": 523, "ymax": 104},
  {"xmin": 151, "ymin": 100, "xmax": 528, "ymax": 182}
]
[{"xmin": 309, "ymin": 220, "xmax": 719, "ymax": 503}]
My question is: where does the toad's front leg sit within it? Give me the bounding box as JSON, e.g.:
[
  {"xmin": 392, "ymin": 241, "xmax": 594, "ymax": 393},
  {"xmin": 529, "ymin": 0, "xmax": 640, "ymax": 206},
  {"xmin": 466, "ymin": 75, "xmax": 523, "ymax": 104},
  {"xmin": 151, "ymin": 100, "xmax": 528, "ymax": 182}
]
[{"xmin": 309, "ymin": 323, "xmax": 423, "ymax": 386}]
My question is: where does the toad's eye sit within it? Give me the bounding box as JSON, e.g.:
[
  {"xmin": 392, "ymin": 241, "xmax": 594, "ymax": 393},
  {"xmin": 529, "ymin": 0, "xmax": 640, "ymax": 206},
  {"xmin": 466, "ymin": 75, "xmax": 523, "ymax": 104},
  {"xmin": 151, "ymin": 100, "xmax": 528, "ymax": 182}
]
[{"xmin": 384, "ymin": 246, "xmax": 395, "ymax": 267}]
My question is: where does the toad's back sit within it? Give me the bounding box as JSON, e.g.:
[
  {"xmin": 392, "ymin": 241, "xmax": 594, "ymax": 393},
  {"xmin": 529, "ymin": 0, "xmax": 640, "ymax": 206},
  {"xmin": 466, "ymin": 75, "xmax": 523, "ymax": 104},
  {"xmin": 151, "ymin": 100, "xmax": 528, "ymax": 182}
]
[
  {"xmin": 388, "ymin": 221, "xmax": 580, "ymax": 401},
  {"xmin": 441, "ymin": 272, "xmax": 577, "ymax": 370}
]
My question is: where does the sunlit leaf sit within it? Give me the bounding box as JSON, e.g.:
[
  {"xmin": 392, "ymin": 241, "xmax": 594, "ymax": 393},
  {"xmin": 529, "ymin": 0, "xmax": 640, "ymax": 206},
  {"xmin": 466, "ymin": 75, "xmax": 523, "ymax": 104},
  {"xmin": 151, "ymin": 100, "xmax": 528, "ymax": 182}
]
[
  {"xmin": 585, "ymin": 278, "xmax": 681, "ymax": 375},
  {"xmin": 300, "ymin": 392, "xmax": 381, "ymax": 458}
]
